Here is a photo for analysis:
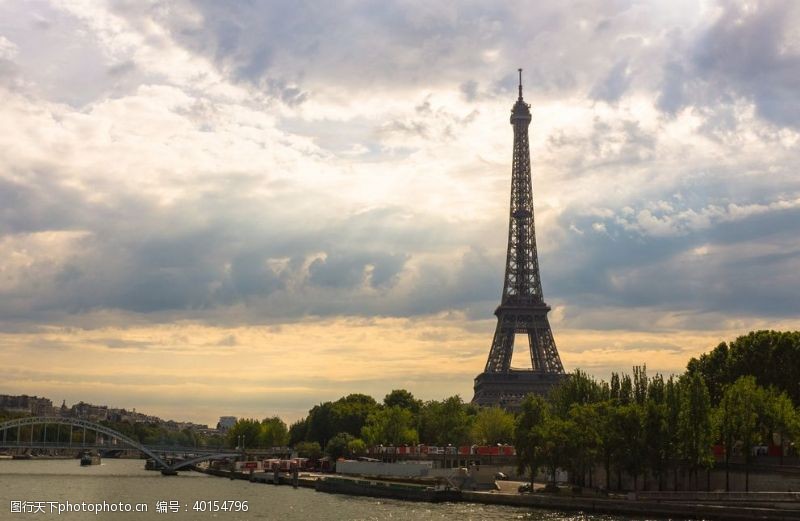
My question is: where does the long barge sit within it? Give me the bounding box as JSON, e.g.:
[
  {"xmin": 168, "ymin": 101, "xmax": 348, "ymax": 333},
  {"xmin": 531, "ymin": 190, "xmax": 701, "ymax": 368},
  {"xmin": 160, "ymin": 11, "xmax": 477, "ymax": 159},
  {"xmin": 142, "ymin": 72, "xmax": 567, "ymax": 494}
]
[{"xmin": 315, "ymin": 475, "xmax": 461, "ymax": 503}]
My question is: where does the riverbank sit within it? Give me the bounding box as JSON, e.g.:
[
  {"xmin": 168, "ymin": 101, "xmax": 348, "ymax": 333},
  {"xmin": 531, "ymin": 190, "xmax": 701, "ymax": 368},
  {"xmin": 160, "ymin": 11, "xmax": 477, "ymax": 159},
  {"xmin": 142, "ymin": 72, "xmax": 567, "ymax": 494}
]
[
  {"xmin": 464, "ymin": 489, "xmax": 800, "ymax": 521},
  {"xmin": 193, "ymin": 465, "xmax": 800, "ymax": 520}
]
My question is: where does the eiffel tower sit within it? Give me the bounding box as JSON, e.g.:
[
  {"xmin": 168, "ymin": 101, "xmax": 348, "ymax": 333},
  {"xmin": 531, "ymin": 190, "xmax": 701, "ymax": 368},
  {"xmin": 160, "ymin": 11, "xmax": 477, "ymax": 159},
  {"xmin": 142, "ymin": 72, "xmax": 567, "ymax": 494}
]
[{"xmin": 471, "ymin": 69, "xmax": 566, "ymax": 409}]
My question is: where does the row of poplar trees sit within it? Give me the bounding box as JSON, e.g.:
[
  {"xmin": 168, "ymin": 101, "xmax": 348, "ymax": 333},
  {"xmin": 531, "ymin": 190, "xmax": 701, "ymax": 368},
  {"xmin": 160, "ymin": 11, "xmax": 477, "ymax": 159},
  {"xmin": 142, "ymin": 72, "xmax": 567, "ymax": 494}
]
[{"xmin": 514, "ymin": 366, "xmax": 799, "ymax": 492}]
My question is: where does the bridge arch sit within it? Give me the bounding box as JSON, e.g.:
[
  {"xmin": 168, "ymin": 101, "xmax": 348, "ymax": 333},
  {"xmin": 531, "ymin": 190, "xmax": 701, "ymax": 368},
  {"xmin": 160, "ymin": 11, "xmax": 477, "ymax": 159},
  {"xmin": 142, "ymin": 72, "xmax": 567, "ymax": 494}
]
[
  {"xmin": 170, "ymin": 453, "xmax": 239, "ymax": 471},
  {"xmin": 0, "ymin": 416, "xmax": 168, "ymax": 469}
]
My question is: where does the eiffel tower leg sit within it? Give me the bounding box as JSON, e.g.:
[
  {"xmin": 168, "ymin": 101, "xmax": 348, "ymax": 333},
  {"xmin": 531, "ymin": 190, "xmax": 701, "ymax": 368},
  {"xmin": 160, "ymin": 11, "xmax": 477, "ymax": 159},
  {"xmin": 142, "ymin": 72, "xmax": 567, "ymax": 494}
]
[
  {"xmin": 484, "ymin": 318, "xmax": 514, "ymax": 373},
  {"xmin": 528, "ymin": 317, "xmax": 563, "ymax": 373},
  {"xmin": 528, "ymin": 329, "xmax": 543, "ymax": 371}
]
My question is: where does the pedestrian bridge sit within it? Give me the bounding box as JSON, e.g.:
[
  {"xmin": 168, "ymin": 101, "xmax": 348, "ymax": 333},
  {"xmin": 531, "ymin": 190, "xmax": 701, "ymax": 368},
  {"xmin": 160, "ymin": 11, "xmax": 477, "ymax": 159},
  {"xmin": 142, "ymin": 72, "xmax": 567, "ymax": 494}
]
[{"xmin": 0, "ymin": 416, "xmax": 239, "ymax": 473}]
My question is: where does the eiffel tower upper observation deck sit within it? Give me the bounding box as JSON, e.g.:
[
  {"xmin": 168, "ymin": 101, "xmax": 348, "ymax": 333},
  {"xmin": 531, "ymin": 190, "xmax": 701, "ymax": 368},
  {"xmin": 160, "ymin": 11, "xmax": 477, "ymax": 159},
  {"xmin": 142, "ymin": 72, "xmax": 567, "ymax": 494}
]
[{"xmin": 471, "ymin": 70, "xmax": 567, "ymax": 409}]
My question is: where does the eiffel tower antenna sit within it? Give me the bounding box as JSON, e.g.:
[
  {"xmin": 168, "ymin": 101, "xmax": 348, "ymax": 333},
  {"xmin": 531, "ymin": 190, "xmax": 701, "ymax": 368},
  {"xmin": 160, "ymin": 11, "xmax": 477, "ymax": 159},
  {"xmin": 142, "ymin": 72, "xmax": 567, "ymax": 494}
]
[{"xmin": 471, "ymin": 69, "xmax": 567, "ymax": 409}]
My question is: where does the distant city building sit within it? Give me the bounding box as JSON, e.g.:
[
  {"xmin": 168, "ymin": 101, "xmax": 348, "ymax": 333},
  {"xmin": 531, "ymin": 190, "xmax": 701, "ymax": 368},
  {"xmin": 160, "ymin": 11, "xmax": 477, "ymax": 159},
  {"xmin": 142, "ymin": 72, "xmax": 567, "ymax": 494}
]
[
  {"xmin": 162, "ymin": 419, "xmax": 209, "ymax": 432},
  {"xmin": 217, "ymin": 416, "xmax": 237, "ymax": 431},
  {"xmin": 1, "ymin": 393, "xmax": 202, "ymax": 429},
  {"xmin": 71, "ymin": 401, "xmax": 110, "ymax": 422},
  {"xmin": 0, "ymin": 394, "xmax": 53, "ymax": 416}
]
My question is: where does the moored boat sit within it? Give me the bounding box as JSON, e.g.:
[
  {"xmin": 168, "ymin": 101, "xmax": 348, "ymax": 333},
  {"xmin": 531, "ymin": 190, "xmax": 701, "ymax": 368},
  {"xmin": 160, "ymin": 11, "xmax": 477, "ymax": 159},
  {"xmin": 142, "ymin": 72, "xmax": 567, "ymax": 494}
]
[
  {"xmin": 80, "ymin": 452, "xmax": 101, "ymax": 466},
  {"xmin": 315, "ymin": 475, "xmax": 460, "ymax": 502}
]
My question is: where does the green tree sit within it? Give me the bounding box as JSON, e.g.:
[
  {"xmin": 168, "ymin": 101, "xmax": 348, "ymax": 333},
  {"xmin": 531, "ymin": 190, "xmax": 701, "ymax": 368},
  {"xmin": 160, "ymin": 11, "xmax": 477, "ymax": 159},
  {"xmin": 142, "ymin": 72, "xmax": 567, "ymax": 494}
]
[
  {"xmin": 325, "ymin": 432, "xmax": 355, "ymax": 460},
  {"xmin": 383, "ymin": 389, "xmax": 421, "ymax": 414},
  {"xmin": 295, "ymin": 441, "xmax": 322, "ymax": 459},
  {"xmin": 763, "ymin": 388, "xmax": 798, "ymax": 465},
  {"xmin": 549, "ymin": 369, "xmax": 604, "ymax": 417},
  {"xmin": 418, "ymin": 396, "xmax": 472, "ymax": 446},
  {"xmin": 288, "ymin": 418, "xmax": 308, "ymax": 446},
  {"xmin": 686, "ymin": 341, "xmax": 731, "ymax": 404},
  {"xmin": 514, "ymin": 395, "xmax": 549, "ymax": 487},
  {"xmin": 259, "ymin": 417, "xmax": 289, "ymax": 447},
  {"xmin": 564, "ymin": 403, "xmax": 601, "ymax": 487},
  {"xmin": 677, "ymin": 373, "xmax": 714, "ymax": 490},
  {"xmin": 347, "ymin": 438, "xmax": 367, "ymax": 458},
  {"xmin": 663, "ymin": 375, "xmax": 682, "ymax": 491},
  {"xmin": 619, "ymin": 374, "xmax": 633, "ymax": 405},
  {"xmin": 361, "ymin": 406, "xmax": 418, "ymax": 446},
  {"xmin": 632, "ymin": 365, "xmax": 649, "ymax": 405},
  {"xmin": 610, "ymin": 373, "xmax": 621, "ymax": 402},
  {"xmin": 540, "ymin": 416, "xmax": 572, "ymax": 487},
  {"xmin": 616, "ymin": 404, "xmax": 645, "ymax": 491},
  {"xmin": 306, "ymin": 402, "xmax": 336, "ymax": 448},
  {"xmin": 643, "ymin": 400, "xmax": 669, "ymax": 490},
  {"xmin": 226, "ymin": 418, "xmax": 261, "ymax": 449},
  {"xmin": 688, "ymin": 331, "xmax": 800, "ymax": 406},
  {"xmin": 471, "ymin": 407, "xmax": 515, "ymax": 445},
  {"xmin": 331, "ymin": 394, "xmax": 379, "ymax": 438},
  {"xmin": 718, "ymin": 376, "xmax": 763, "ymax": 491},
  {"xmin": 595, "ymin": 401, "xmax": 620, "ymax": 490}
]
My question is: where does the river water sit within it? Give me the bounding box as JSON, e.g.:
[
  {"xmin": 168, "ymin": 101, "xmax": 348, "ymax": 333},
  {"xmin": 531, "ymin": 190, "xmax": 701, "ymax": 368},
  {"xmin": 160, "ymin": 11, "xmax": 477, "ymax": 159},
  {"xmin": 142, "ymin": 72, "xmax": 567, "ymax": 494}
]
[{"xmin": 0, "ymin": 459, "xmax": 642, "ymax": 520}]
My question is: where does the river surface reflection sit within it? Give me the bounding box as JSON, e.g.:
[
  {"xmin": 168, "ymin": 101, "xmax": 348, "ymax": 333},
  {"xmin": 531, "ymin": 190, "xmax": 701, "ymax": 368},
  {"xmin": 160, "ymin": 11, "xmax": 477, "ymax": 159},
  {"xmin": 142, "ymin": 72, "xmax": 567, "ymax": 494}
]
[{"xmin": 0, "ymin": 459, "xmax": 647, "ymax": 520}]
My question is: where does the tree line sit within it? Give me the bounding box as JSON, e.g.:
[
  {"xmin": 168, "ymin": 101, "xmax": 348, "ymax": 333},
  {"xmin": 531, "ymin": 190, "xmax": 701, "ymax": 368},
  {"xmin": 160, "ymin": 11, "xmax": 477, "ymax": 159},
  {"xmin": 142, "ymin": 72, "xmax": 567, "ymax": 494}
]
[
  {"xmin": 515, "ymin": 330, "xmax": 800, "ymax": 492},
  {"xmin": 223, "ymin": 330, "xmax": 799, "ymax": 492},
  {"xmin": 284, "ymin": 389, "xmax": 516, "ymax": 461}
]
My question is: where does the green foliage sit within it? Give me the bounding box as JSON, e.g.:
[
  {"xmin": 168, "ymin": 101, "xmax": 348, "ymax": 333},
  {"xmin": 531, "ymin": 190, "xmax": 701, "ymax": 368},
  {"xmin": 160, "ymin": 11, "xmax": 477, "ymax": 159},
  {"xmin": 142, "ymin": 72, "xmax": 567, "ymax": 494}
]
[
  {"xmin": 225, "ymin": 417, "xmax": 289, "ymax": 449},
  {"xmin": 306, "ymin": 402, "xmax": 336, "ymax": 448},
  {"xmin": 514, "ymin": 394, "xmax": 549, "ymax": 483},
  {"xmin": 716, "ymin": 376, "xmax": 766, "ymax": 491},
  {"xmin": 540, "ymin": 415, "xmax": 571, "ymax": 485},
  {"xmin": 633, "ymin": 365, "xmax": 648, "ymax": 405},
  {"xmin": 294, "ymin": 441, "xmax": 322, "ymax": 459},
  {"xmin": 304, "ymin": 394, "xmax": 379, "ymax": 447},
  {"xmin": 325, "ymin": 432, "xmax": 355, "ymax": 460},
  {"xmin": 259, "ymin": 417, "xmax": 289, "ymax": 447},
  {"xmin": 619, "ymin": 374, "xmax": 633, "ymax": 405},
  {"xmin": 361, "ymin": 406, "xmax": 418, "ymax": 446},
  {"xmin": 347, "ymin": 437, "xmax": 367, "ymax": 457},
  {"xmin": 762, "ymin": 387, "xmax": 798, "ymax": 464},
  {"xmin": 384, "ymin": 389, "xmax": 421, "ymax": 414},
  {"xmin": 613, "ymin": 404, "xmax": 646, "ymax": 489},
  {"xmin": 226, "ymin": 418, "xmax": 262, "ymax": 449},
  {"xmin": 563, "ymin": 404, "xmax": 601, "ymax": 486},
  {"xmin": 288, "ymin": 418, "xmax": 308, "ymax": 446},
  {"xmin": 549, "ymin": 369, "xmax": 604, "ymax": 416},
  {"xmin": 687, "ymin": 330, "xmax": 800, "ymax": 405},
  {"xmin": 418, "ymin": 396, "xmax": 472, "ymax": 446},
  {"xmin": 677, "ymin": 373, "xmax": 714, "ymax": 482},
  {"xmin": 331, "ymin": 394, "xmax": 379, "ymax": 438},
  {"xmin": 643, "ymin": 400, "xmax": 669, "ymax": 488},
  {"xmin": 471, "ymin": 406, "xmax": 515, "ymax": 445}
]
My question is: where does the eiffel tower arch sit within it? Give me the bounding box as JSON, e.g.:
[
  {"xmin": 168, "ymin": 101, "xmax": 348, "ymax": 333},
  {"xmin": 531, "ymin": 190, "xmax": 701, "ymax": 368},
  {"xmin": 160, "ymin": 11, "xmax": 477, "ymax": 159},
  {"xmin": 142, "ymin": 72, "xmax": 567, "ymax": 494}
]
[{"xmin": 471, "ymin": 70, "xmax": 567, "ymax": 409}]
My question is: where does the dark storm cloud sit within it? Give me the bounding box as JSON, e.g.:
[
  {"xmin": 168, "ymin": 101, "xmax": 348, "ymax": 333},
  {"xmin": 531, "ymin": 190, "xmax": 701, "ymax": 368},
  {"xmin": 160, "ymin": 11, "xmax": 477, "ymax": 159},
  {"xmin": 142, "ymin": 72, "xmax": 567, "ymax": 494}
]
[
  {"xmin": 545, "ymin": 200, "xmax": 800, "ymax": 324},
  {"xmin": 308, "ymin": 251, "xmax": 408, "ymax": 289}
]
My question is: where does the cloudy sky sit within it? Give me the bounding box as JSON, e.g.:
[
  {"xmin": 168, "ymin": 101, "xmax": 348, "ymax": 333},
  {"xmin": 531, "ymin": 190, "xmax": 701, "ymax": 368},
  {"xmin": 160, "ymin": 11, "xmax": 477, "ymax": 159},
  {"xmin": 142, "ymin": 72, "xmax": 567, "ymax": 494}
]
[{"xmin": 1, "ymin": 0, "xmax": 799, "ymax": 425}]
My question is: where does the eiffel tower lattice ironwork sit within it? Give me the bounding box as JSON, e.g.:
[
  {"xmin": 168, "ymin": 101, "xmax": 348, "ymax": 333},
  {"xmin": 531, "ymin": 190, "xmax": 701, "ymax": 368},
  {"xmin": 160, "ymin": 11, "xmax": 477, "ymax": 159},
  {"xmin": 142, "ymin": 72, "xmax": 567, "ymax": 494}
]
[{"xmin": 472, "ymin": 69, "xmax": 566, "ymax": 409}]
